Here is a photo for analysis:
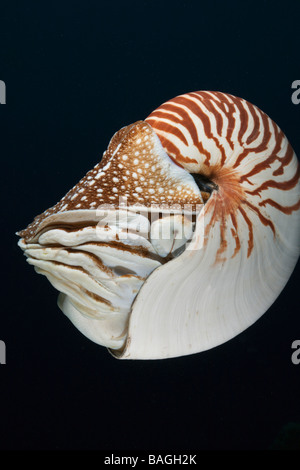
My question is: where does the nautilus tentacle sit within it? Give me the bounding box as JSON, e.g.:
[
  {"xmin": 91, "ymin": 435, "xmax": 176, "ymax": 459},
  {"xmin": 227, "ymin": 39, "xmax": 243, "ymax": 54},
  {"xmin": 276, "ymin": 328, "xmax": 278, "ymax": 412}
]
[{"xmin": 17, "ymin": 91, "xmax": 300, "ymax": 359}]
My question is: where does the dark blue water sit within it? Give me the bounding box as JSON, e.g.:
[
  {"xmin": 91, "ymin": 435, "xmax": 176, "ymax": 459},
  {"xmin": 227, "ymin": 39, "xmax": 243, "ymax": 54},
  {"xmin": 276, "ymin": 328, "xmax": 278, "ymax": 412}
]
[{"xmin": 0, "ymin": 0, "xmax": 299, "ymax": 450}]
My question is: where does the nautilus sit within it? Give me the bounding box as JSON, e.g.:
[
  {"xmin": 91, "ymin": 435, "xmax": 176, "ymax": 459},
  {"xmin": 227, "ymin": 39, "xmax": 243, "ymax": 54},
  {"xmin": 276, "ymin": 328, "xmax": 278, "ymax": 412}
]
[{"xmin": 18, "ymin": 91, "xmax": 300, "ymax": 359}]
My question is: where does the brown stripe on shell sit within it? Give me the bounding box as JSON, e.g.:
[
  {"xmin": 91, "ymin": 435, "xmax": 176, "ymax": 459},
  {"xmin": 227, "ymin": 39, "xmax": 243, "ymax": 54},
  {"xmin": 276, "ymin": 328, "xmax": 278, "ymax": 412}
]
[
  {"xmin": 188, "ymin": 92, "xmax": 228, "ymax": 165},
  {"xmin": 245, "ymin": 162, "xmax": 300, "ymax": 197}
]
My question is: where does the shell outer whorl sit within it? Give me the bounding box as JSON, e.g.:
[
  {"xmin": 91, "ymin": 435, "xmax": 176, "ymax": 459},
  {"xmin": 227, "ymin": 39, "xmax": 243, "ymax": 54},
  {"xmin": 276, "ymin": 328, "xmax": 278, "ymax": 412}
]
[{"xmin": 113, "ymin": 90, "xmax": 300, "ymax": 359}]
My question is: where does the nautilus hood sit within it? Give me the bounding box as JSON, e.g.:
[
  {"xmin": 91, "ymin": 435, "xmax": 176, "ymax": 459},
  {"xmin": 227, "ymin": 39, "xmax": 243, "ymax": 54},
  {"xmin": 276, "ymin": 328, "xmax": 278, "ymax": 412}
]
[{"xmin": 17, "ymin": 91, "xmax": 300, "ymax": 359}]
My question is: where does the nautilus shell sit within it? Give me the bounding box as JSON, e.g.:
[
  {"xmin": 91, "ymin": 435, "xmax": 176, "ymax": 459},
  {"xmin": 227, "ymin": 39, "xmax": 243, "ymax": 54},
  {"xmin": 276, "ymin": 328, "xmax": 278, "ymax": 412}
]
[{"xmin": 17, "ymin": 91, "xmax": 300, "ymax": 359}]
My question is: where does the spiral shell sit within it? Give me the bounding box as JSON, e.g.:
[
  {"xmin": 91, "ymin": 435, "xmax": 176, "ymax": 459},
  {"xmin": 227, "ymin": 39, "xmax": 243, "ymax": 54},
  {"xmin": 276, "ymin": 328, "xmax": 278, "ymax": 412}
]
[{"xmin": 17, "ymin": 91, "xmax": 300, "ymax": 359}]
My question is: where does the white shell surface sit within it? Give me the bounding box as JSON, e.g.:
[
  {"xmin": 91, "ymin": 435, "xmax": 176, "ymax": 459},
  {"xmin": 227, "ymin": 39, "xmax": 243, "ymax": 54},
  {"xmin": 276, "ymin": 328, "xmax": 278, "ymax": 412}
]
[{"xmin": 150, "ymin": 214, "xmax": 194, "ymax": 257}]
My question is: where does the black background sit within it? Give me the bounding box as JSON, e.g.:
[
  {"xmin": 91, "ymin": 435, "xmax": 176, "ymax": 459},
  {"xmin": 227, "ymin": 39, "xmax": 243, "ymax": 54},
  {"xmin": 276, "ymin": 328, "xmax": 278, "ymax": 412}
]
[{"xmin": 0, "ymin": 0, "xmax": 299, "ymax": 450}]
